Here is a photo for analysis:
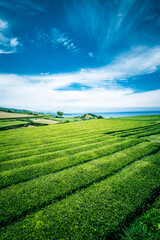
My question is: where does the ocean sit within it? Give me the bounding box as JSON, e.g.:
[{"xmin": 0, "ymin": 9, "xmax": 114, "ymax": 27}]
[{"xmin": 64, "ymin": 111, "xmax": 160, "ymax": 118}]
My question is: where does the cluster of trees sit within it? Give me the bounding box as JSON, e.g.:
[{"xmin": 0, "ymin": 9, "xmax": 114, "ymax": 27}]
[
  {"xmin": 79, "ymin": 113, "xmax": 103, "ymax": 120},
  {"xmin": 56, "ymin": 111, "xmax": 64, "ymax": 118}
]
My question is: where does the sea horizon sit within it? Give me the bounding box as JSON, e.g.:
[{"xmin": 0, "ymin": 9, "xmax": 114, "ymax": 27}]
[{"xmin": 63, "ymin": 111, "xmax": 160, "ymax": 118}]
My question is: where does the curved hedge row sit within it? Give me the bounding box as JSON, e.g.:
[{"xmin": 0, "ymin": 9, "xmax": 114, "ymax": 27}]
[
  {"xmin": 0, "ymin": 136, "xmax": 118, "ymax": 162},
  {"xmin": 0, "ymin": 139, "xmax": 140, "ymax": 188},
  {"xmin": 0, "ymin": 151, "xmax": 159, "ymax": 239},
  {"xmin": 0, "ymin": 141, "xmax": 159, "ymax": 226}
]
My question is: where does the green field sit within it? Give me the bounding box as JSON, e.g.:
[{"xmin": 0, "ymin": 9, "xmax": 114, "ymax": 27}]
[
  {"xmin": 0, "ymin": 117, "xmax": 160, "ymax": 239},
  {"xmin": 0, "ymin": 121, "xmax": 28, "ymax": 128},
  {"xmin": 49, "ymin": 116, "xmax": 81, "ymax": 122},
  {"xmin": 120, "ymin": 196, "xmax": 160, "ymax": 240},
  {"xmin": 112, "ymin": 114, "xmax": 160, "ymax": 121},
  {"xmin": 0, "ymin": 120, "xmax": 29, "ymax": 130}
]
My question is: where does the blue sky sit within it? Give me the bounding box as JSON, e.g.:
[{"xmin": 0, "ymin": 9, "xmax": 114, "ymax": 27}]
[{"xmin": 0, "ymin": 0, "xmax": 160, "ymax": 113}]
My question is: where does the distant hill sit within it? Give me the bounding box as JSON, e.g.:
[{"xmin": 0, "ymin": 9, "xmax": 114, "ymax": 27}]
[
  {"xmin": 79, "ymin": 113, "xmax": 103, "ymax": 120},
  {"xmin": 0, "ymin": 107, "xmax": 40, "ymax": 115},
  {"xmin": 0, "ymin": 108, "xmax": 104, "ymax": 120},
  {"xmin": 0, "ymin": 111, "xmax": 35, "ymax": 119}
]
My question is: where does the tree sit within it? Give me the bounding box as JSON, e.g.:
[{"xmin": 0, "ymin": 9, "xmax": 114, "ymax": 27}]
[
  {"xmin": 97, "ymin": 115, "xmax": 103, "ymax": 119},
  {"xmin": 57, "ymin": 111, "xmax": 64, "ymax": 117}
]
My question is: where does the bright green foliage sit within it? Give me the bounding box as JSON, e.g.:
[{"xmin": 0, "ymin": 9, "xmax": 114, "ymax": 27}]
[
  {"xmin": 0, "ymin": 136, "xmax": 120, "ymax": 163},
  {"xmin": 120, "ymin": 196, "xmax": 160, "ymax": 240},
  {"xmin": 0, "ymin": 121, "xmax": 28, "ymax": 129},
  {"xmin": 50, "ymin": 116, "xmax": 81, "ymax": 122},
  {"xmin": 111, "ymin": 123, "xmax": 160, "ymax": 138},
  {"xmin": 0, "ymin": 119, "xmax": 153, "ymax": 147},
  {"xmin": 56, "ymin": 111, "xmax": 63, "ymax": 117},
  {"xmin": 0, "ymin": 137, "xmax": 120, "ymax": 171},
  {"xmin": 141, "ymin": 134, "xmax": 160, "ymax": 142},
  {"xmin": 0, "ymin": 142, "xmax": 158, "ymax": 226},
  {"xmin": 0, "ymin": 132, "xmax": 106, "ymax": 154},
  {"xmin": 112, "ymin": 114, "xmax": 160, "ymax": 121},
  {"xmin": 0, "ymin": 121, "xmax": 28, "ymax": 128},
  {"xmin": 0, "ymin": 118, "xmax": 160, "ymax": 239},
  {"xmin": 0, "ymin": 151, "xmax": 159, "ymax": 239},
  {"xmin": 0, "ymin": 138, "xmax": 140, "ymax": 188}
]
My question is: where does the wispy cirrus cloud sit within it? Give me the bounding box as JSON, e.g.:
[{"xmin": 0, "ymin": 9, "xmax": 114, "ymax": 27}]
[
  {"xmin": 51, "ymin": 28, "xmax": 79, "ymax": 53},
  {"xmin": 88, "ymin": 52, "xmax": 94, "ymax": 58},
  {"xmin": 105, "ymin": 0, "xmax": 136, "ymax": 42},
  {"xmin": 64, "ymin": 0, "xmax": 160, "ymax": 60},
  {"xmin": 28, "ymin": 45, "xmax": 160, "ymax": 90},
  {"xmin": 0, "ymin": 19, "xmax": 8, "ymax": 30},
  {"xmin": 0, "ymin": 19, "xmax": 20, "ymax": 54},
  {"xmin": 0, "ymin": 0, "xmax": 47, "ymax": 15},
  {"xmin": 34, "ymin": 27, "xmax": 80, "ymax": 53}
]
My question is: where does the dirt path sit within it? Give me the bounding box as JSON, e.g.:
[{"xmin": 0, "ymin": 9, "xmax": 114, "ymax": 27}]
[{"xmin": 33, "ymin": 119, "xmax": 60, "ymax": 124}]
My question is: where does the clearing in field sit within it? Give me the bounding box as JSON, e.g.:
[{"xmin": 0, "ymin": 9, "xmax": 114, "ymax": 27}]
[
  {"xmin": 0, "ymin": 111, "xmax": 33, "ymax": 119},
  {"xmin": 32, "ymin": 119, "xmax": 60, "ymax": 124},
  {"xmin": 0, "ymin": 116, "xmax": 160, "ymax": 240}
]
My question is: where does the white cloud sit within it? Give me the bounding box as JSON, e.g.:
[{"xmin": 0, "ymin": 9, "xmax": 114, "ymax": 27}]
[
  {"xmin": 88, "ymin": 52, "xmax": 94, "ymax": 57},
  {"xmin": 0, "ymin": 73, "xmax": 159, "ymax": 113},
  {"xmin": 10, "ymin": 38, "xmax": 19, "ymax": 47},
  {"xmin": 0, "ymin": 45, "xmax": 160, "ymax": 112},
  {"xmin": 0, "ymin": 0, "xmax": 47, "ymax": 15},
  {"xmin": 0, "ymin": 19, "xmax": 8, "ymax": 30},
  {"xmin": 51, "ymin": 28, "xmax": 78, "ymax": 53},
  {"xmin": 29, "ymin": 45, "xmax": 160, "ymax": 90},
  {"xmin": 111, "ymin": 46, "xmax": 160, "ymax": 75},
  {"xmin": 40, "ymin": 72, "xmax": 50, "ymax": 76},
  {"xmin": 34, "ymin": 27, "xmax": 79, "ymax": 53},
  {"xmin": 0, "ymin": 19, "xmax": 20, "ymax": 54},
  {"xmin": 0, "ymin": 49, "xmax": 14, "ymax": 54},
  {"xmin": 35, "ymin": 28, "xmax": 49, "ymax": 43},
  {"xmin": 0, "ymin": 32, "xmax": 8, "ymax": 44}
]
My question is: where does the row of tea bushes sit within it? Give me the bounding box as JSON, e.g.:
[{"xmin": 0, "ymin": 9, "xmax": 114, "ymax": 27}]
[
  {"xmin": 0, "ymin": 142, "xmax": 159, "ymax": 226},
  {"xmin": 0, "ymin": 119, "xmax": 153, "ymax": 146},
  {"xmin": 120, "ymin": 196, "xmax": 160, "ymax": 240},
  {"xmin": 1, "ymin": 151, "xmax": 159, "ymax": 239},
  {"xmin": 0, "ymin": 139, "xmax": 140, "ymax": 188},
  {"xmin": 0, "ymin": 136, "xmax": 119, "ymax": 162}
]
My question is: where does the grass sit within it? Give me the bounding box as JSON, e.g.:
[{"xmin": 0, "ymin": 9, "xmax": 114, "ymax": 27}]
[
  {"xmin": 112, "ymin": 114, "xmax": 160, "ymax": 121},
  {"xmin": 0, "ymin": 142, "xmax": 159, "ymax": 227},
  {"xmin": 141, "ymin": 134, "xmax": 160, "ymax": 142},
  {"xmin": 31, "ymin": 119, "xmax": 60, "ymax": 124},
  {"xmin": 0, "ymin": 136, "xmax": 119, "ymax": 162},
  {"xmin": 0, "ymin": 138, "xmax": 140, "ymax": 188},
  {"xmin": 111, "ymin": 123, "xmax": 160, "ymax": 138},
  {"xmin": 0, "ymin": 116, "xmax": 159, "ymax": 239},
  {"xmin": 0, "ymin": 111, "xmax": 33, "ymax": 119},
  {"xmin": 0, "ymin": 119, "xmax": 154, "ymax": 146},
  {"xmin": 0, "ymin": 121, "xmax": 27, "ymax": 127},
  {"xmin": 0, "ymin": 151, "xmax": 159, "ymax": 239},
  {"xmin": 49, "ymin": 116, "xmax": 81, "ymax": 122},
  {"xmin": 0, "ymin": 121, "xmax": 28, "ymax": 128},
  {"xmin": 120, "ymin": 196, "xmax": 160, "ymax": 240}
]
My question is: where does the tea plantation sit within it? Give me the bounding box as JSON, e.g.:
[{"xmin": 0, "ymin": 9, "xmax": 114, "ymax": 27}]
[
  {"xmin": 0, "ymin": 117, "xmax": 160, "ymax": 239},
  {"xmin": 0, "ymin": 120, "xmax": 29, "ymax": 130}
]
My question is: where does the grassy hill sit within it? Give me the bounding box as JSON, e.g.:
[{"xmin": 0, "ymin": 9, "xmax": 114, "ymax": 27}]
[
  {"xmin": 0, "ymin": 107, "xmax": 84, "ymax": 129},
  {"xmin": 0, "ymin": 111, "xmax": 35, "ymax": 119},
  {"xmin": 0, "ymin": 107, "xmax": 38, "ymax": 115},
  {"xmin": 79, "ymin": 113, "xmax": 103, "ymax": 119},
  {"xmin": 112, "ymin": 114, "xmax": 160, "ymax": 121},
  {"xmin": 0, "ymin": 116, "xmax": 160, "ymax": 239}
]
